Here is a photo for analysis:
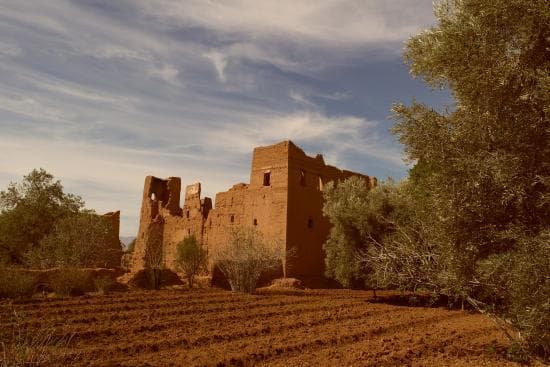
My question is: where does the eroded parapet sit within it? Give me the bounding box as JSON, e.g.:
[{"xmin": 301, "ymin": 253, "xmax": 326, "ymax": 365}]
[{"xmin": 143, "ymin": 176, "xmax": 182, "ymax": 217}]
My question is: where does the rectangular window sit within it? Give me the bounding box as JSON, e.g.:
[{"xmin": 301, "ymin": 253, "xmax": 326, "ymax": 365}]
[{"xmin": 263, "ymin": 172, "xmax": 271, "ymax": 186}]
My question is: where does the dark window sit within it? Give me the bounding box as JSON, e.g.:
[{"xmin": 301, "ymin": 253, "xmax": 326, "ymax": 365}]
[
  {"xmin": 253, "ymin": 218, "xmax": 258, "ymax": 226},
  {"xmin": 308, "ymin": 218, "xmax": 313, "ymax": 229},
  {"xmin": 263, "ymin": 172, "xmax": 271, "ymax": 186},
  {"xmin": 300, "ymin": 170, "xmax": 306, "ymax": 186},
  {"xmin": 230, "ymin": 215, "xmax": 234, "ymax": 223},
  {"xmin": 186, "ymin": 210, "xmax": 190, "ymax": 219}
]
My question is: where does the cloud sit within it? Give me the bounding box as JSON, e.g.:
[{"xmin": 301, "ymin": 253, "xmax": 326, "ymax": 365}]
[
  {"xmin": 289, "ymin": 90, "xmax": 315, "ymax": 106},
  {"xmin": 0, "ymin": 41, "xmax": 21, "ymax": 58},
  {"xmin": 203, "ymin": 51, "xmax": 228, "ymax": 82},
  {"xmin": 0, "ymin": 94, "xmax": 75, "ymax": 124},
  {"xmin": 0, "ymin": 0, "xmax": 438, "ymax": 236},
  {"xmin": 137, "ymin": 0, "xmax": 435, "ymax": 46},
  {"xmin": 148, "ymin": 64, "xmax": 181, "ymax": 86}
]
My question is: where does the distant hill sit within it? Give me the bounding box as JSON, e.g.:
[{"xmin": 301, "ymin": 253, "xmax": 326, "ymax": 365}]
[{"xmin": 120, "ymin": 236, "xmax": 136, "ymax": 250}]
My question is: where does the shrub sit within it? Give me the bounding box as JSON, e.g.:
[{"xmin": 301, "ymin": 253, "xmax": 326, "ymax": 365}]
[
  {"xmin": 49, "ymin": 268, "xmax": 91, "ymax": 297},
  {"xmin": 212, "ymin": 227, "xmax": 284, "ymax": 294},
  {"xmin": 29, "ymin": 213, "xmax": 121, "ymax": 269},
  {"xmin": 93, "ymin": 275, "xmax": 114, "ymax": 295},
  {"xmin": 0, "ymin": 266, "xmax": 36, "ymax": 299},
  {"xmin": 175, "ymin": 236, "xmax": 207, "ymax": 288}
]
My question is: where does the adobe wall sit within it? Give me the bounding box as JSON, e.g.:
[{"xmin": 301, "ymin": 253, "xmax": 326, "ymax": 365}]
[
  {"xmin": 203, "ymin": 141, "xmax": 290, "ymax": 274},
  {"xmin": 101, "ymin": 210, "xmax": 123, "ymax": 268},
  {"xmin": 285, "ymin": 143, "xmax": 375, "ymax": 278},
  {"xmin": 163, "ymin": 183, "xmax": 211, "ymax": 270},
  {"xmin": 131, "ymin": 140, "xmax": 375, "ymax": 284}
]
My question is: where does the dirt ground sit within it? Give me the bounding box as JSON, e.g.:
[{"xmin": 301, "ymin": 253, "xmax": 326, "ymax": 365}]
[{"xmin": 0, "ymin": 288, "xmax": 542, "ymax": 366}]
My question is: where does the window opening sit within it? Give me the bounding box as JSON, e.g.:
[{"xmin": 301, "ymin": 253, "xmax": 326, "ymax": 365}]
[
  {"xmin": 186, "ymin": 210, "xmax": 190, "ymax": 219},
  {"xmin": 263, "ymin": 171, "xmax": 271, "ymax": 186},
  {"xmin": 253, "ymin": 218, "xmax": 258, "ymax": 226},
  {"xmin": 318, "ymin": 176, "xmax": 324, "ymax": 191},
  {"xmin": 300, "ymin": 170, "xmax": 306, "ymax": 186},
  {"xmin": 308, "ymin": 218, "xmax": 314, "ymax": 229},
  {"xmin": 230, "ymin": 215, "xmax": 234, "ymax": 223},
  {"xmin": 151, "ymin": 193, "xmax": 156, "ymax": 200}
]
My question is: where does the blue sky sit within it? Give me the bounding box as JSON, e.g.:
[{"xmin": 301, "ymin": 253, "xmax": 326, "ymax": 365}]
[{"xmin": 0, "ymin": 1, "xmax": 450, "ymax": 236}]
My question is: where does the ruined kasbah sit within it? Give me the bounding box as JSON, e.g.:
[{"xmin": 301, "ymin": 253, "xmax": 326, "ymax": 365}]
[{"xmin": 130, "ymin": 140, "xmax": 376, "ymax": 285}]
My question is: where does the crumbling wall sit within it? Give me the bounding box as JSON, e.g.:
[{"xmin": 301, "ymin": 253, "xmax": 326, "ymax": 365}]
[
  {"xmin": 163, "ymin": 183, "xmax": 211, "ymax": 269},
  {"xmin": 132, "ymin": 176, "xmax": 180, "ymax": 271},
  {"xmin": 101, "ymin": 211, "xmax": 123, "ymax": 268}
]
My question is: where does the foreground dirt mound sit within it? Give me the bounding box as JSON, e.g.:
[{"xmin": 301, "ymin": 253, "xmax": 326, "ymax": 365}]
[{"xmin": 0, "ymin": 289, "xmax": 542, "ymax": 366}]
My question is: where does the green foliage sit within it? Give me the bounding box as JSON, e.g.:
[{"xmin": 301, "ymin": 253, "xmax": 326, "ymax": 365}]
[
  {"xmin": 212, "ymin": 227, "xmax": 284, "ymax": 294},
  {"xmin": 49, "ymin": 268, "xmax": 92, "ymax": 297},
  {"xmin": 323, "ymin": 0, "xmax": 549, "ymax": 358},
  {"xmin": 322, "ymin": 177, "xmax": 396, "ymax": 288},
  {"xmin": 0, "ymin": 266, "xmax": 36, "ymax": 299},
  {"xmin": 27, "ymin": 213, "xmax": 119, "ymax": 268},
  {"xmin": 0, "ymin": 169, "xmax": 84, "ymax": 265},
  {"xmin": 388, "ymin": 0, "xmax": 550, "ymax": 358},
  {"xmin": 175, "ymin": 236, "xmax": 207, "ymax": 288}
]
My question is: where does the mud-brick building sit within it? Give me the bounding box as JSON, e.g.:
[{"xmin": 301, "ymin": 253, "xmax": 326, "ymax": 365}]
[{"xmin": 132, "ymin": 140, "xmax": 375, "ymax": 282}]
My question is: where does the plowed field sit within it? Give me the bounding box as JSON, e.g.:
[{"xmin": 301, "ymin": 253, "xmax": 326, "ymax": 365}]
[{"xmin": 0, "ymin": 289, "xmax": 534, "ymax": 366}]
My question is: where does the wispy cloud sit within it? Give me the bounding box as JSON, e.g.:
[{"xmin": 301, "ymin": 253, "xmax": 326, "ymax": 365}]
[{"xmin": 203, "ymin": 51, "xmax": 228, "ymax": 82}]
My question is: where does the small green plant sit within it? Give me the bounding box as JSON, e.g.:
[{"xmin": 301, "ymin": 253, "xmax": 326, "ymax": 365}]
[
  {"xmin": 49, "ymin": 268, "xmax": 91, "ymax": 297},
  {"xmin": 93, "ymin": 275, "xmax": 114, "ymax": 295},
  {"xmin": 175, "ymin": 236, "xmax": 207, "ymax": 289},
  {"xmin": 0, "ymin": 266, "xmax": 36, "ymax": 299},
  {"xmin": 506, "ymin": 342, "xmax": 530, "ymax": 364}
]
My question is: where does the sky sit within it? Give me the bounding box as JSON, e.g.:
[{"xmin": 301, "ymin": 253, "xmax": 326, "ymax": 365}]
[{"xmin": 0, "ymin": 1, "xmax": 450, "ymax": 236}]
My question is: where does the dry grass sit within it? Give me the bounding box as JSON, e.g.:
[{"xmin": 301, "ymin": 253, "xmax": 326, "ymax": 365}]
[{"xmin": 0, "ymin": 304, "xmax": 73, "ymax": 367}]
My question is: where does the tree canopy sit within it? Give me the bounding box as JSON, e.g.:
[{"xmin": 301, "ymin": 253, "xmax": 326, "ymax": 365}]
[
  {"xmin": 0, "ymin": 169, "xmax": 84, "ymax": 264},
  {"xmin": 324, "ymin": 0, "xmax": 549, "ymax": 357}
]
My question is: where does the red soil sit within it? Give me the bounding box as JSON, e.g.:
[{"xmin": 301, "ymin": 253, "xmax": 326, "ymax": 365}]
[{"xmin": 0, "ymin": 289, "xmax": 540, "ymax": 366}]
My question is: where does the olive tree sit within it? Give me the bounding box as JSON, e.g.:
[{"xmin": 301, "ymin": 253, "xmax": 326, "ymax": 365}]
[{"xmin": 392, "ymin": 0, "xmax": 550, "ymax": 357}]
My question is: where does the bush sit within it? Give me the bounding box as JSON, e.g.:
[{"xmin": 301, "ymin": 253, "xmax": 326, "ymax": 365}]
[
  {"xmin": 175, "ymin": 236, "xmax": 207, "ymax": 288},
  {"xmin": 94, "ymin": 275, "xmax": 114, "ymax": 295},
  {"xmin": 49, "ymin": 268, "xmax": 92, "ymax": 297},
  {"xmin": 0, "ymin": 266, "xmax": 36, "ymax": 299},
  {"xmin": 212, "ymin": 227, "xmax": 284, "ymax": 294}
]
